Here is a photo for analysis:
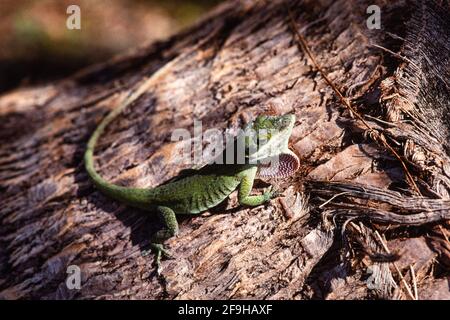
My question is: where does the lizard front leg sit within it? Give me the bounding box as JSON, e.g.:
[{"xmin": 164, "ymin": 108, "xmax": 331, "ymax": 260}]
[
  {"xmin": 238, "ymin": 167, "xmax": 277, "ymax": 206},
  {"xmin": 144, "ymin": 206, "xmax": 179, "ymax": 275}
]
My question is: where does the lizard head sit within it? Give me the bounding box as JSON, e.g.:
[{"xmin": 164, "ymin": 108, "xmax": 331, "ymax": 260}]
[{"xmin": 244, "ymin": 114, "xmax": 300, "ymax": 178}]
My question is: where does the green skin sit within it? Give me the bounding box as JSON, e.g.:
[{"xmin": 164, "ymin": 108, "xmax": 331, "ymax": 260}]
[{"xmin": 85, "ymin": 91, "xmax": 299, "ymax": 273}]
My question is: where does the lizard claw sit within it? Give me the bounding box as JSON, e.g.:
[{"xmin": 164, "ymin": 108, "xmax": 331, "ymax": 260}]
[
  {"xmin": 141, "ymin": 249, "xmax": 152, "ymax": 257},
  {"xmin": 271, "ymin": 188, "xmax": 283, "ymax": 198},
  {"xmin": 263, "ymin": 185, "xmax": 283, "ymax": 201},
  {"xmin": 161, "ymin": 248, "xmax": 174, "ymax": 260},
  {"xmin": 142, "ymin": 243, "xmax": 174, "ymax": 275}
]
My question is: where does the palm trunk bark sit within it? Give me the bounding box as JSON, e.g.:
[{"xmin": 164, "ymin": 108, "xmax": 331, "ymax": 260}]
[{"xmin": 0, "ymin": 0, "xmax": 448, "ymax": 299}]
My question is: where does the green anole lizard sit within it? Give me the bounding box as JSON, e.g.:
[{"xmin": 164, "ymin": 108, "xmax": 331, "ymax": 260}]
[{"xmin": 85, "ymin": 78, "xmax": 300, "ymax": 273}]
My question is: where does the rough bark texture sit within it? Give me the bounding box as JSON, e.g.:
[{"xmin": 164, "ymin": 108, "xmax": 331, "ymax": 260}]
[{"xmin": 0, "ymin": 0, "xmax": 449, "ymax": 299}]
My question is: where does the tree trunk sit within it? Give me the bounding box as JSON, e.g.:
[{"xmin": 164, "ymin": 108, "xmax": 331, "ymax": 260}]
[{"xmin": 0, "ymin": 0, "xmax": 449, "ymax": 299}]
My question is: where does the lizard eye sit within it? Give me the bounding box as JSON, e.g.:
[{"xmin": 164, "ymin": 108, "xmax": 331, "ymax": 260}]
[{"xmin": 257, "ymin": 131, "xmax": 272, "ymax": 144}]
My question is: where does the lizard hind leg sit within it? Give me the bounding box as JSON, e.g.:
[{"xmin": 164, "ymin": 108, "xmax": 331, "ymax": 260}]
[{"xmin": 143, "ymin": 206, "xmax": 179, "ymax": 275}]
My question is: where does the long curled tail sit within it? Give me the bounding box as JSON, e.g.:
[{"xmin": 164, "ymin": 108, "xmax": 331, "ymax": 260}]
[{"xmin": 84, "ymin": 78, "xmax": 156, "ymax": 206}]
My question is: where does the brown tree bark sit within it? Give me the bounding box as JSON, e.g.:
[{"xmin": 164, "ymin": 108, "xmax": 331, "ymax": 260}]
[{"xmin": 0, "ymin": 0, "xmax": 449, "ymax": 299}]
